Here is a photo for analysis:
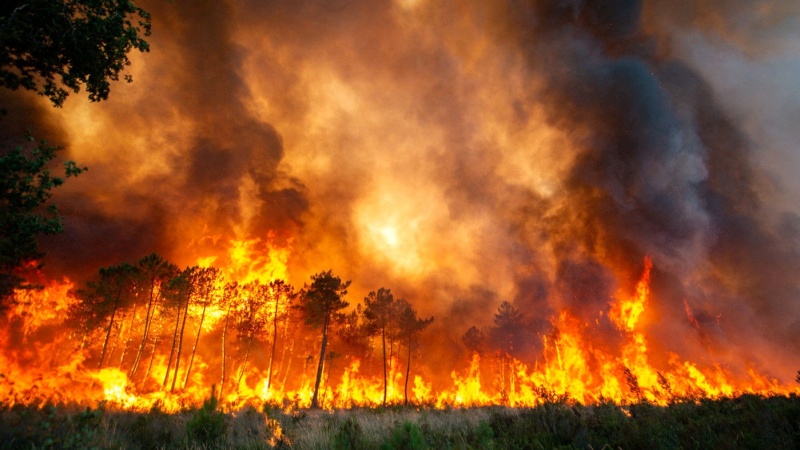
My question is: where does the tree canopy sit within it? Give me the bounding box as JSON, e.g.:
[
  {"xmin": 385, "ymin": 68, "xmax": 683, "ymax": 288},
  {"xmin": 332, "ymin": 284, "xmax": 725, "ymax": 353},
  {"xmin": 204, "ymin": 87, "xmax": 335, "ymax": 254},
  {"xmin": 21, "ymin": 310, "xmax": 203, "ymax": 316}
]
[
  {"xmin": 490, "ymin": 301, "xmax": 526, "ymax": 358},
  {"xmin": 1, "ymin": 0, "xmax": 151, "ymax": 107}
]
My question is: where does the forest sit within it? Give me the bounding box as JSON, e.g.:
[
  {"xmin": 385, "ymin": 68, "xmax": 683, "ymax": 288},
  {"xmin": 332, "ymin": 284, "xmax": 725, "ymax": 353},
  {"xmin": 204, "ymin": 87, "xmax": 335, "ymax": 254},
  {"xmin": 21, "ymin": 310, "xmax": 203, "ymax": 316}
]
[{"xmin": 60, "ymin": 253, "xmax": 434, "ymax": 410}]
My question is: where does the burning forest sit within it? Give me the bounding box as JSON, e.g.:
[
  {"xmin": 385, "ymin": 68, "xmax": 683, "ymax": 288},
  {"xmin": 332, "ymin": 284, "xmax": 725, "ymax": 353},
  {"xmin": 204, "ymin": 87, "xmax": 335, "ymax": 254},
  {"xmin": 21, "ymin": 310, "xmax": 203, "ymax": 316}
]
[{"xmin": 2, "ymin": 0, "xmax": 800, "ymax": 418}]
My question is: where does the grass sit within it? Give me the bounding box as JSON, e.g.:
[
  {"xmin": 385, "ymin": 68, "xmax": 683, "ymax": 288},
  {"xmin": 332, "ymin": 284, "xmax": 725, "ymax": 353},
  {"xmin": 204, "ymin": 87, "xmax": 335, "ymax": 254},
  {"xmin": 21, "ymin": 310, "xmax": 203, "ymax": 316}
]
[{"xmin": 1, "ymin": 394, "xmax": 799, "ymax": 449}]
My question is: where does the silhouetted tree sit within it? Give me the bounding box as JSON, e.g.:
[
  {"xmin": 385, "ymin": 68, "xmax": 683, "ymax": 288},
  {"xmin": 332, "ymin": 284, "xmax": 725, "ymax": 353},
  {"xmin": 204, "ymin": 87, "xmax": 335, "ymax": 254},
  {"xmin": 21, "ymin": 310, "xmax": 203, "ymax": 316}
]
[
  {"xmin": 395, "ymin": 299, "xmax": 433, "ymax": 406},
  {"xmin": 462, "ymin": 325, "xmax": 487, "ymax": 355},
  {"xmin": 338, "ymin": 305, "xmax": 371, "ymax": 360},
  {"xmin": 265, "ymin": 279, "xmax": 294, "ymax": 393},
  {"xmin": 490, "ymin": 301, "xmax": 526, "ymax": 399},
  {"xmin": 1, "ymin": 0, "xmax": 151, "ymax": 106},
  {"xmin": 490, "ymin": 301, "xmax": 527, "ymax": 355},
  {"xmin": 233, "ymin": 281, "xmax": 270, "ymax": 388},
  {"xmin": 129, "ymin": 253, "xmax": 177, "ymax": 381},
  {"xmin": 1, "ymin": 137, "xmax": 85, "ymax": 306},
  {"xmin": 1, "ymin": 0, "xmax": 149, "ymax": 304},
  {"xmin": 160, "ymin": 266, "xmax": 199, "ymax": 391},
  {"xmin": 299, "ymin": 270, "xmax": 350, "ymax": 409},
  {"xmin": 219, "ymin": 281, "xmax": 239, "ymax": 397},
  {"xmin": 69, "ymin": 262, "xmax": 138, "ymax": 368},
  {"xmin": 183, "ymin": 267, "xmax": 222, "ymax": 389},
  {"xmin": 362, "ymin": 288, "xmax": 399, "ymax": 406}
]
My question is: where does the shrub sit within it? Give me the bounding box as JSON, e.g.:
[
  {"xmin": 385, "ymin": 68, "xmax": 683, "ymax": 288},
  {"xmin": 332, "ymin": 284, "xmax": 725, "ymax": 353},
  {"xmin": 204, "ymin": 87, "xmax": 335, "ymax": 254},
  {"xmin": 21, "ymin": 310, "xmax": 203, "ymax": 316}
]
[
  {"xmin": 186, "ymin": 390, "xmax": 228, "ymax": 446},
  {"xmin": 381, "ymin": 420, "xmax": 426, "ymax": 450},
  {"xmin": 334, "ymin": 415, "xmax": 365, "ymax": 450}
]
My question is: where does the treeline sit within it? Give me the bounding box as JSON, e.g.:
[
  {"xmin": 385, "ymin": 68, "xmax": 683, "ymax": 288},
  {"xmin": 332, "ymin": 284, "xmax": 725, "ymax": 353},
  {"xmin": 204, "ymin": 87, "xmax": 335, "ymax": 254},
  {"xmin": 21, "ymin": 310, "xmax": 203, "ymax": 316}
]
[{"xmin": 66, "ymin": 254, "xmax": 433, "ymax": 408}]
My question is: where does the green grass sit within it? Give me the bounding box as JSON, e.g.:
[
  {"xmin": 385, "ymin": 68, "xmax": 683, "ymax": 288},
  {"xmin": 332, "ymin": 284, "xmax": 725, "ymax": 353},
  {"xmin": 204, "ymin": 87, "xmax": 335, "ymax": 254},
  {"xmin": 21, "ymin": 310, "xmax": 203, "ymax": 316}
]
[{"xmin": 1, "ymin": 394, "xmax": 799, "ymax": 449}]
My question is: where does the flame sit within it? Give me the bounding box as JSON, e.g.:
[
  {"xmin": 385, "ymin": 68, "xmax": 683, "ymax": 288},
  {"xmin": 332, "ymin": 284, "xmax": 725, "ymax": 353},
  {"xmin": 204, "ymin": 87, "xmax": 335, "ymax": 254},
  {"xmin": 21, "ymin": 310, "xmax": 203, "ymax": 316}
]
[
  {"xmin": 216, "ymin": 233, "xmax": 292, "ymax": 284},
  {"xmin": 1, "ymin": 250, "xmax": 798, "ymax": 412}
]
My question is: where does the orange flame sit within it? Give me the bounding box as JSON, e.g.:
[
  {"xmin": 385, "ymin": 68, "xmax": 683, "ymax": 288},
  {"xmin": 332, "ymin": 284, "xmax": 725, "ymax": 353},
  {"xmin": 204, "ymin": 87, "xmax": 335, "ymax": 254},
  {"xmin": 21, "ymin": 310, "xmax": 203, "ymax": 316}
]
[{"xmin": 1, "ymin": 250, "xmax": 798, "ymax": 412}]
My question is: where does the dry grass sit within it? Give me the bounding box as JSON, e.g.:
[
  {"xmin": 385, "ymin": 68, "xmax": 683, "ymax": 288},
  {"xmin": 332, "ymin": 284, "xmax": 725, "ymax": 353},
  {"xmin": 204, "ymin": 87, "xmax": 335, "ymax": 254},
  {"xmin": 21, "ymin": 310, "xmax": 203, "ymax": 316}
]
[{"xmin": 2, "ymin": 394, "xmax": 800, "ymax": 449}]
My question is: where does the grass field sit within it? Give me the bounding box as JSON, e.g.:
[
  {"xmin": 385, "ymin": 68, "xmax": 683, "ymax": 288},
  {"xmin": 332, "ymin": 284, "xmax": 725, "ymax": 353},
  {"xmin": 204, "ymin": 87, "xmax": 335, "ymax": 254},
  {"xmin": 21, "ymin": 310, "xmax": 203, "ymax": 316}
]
[{"xmin": 2, "ymin": 394, "xmax": 799, "ymax": 449}]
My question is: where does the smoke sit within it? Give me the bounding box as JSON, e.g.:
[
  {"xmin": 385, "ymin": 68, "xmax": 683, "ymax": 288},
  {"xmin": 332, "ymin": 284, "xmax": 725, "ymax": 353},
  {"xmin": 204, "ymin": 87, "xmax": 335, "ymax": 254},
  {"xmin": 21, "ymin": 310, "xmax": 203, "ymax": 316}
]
[{"xmin": 3, "ymin": 0, "xmax": 799, "ymax": 378}]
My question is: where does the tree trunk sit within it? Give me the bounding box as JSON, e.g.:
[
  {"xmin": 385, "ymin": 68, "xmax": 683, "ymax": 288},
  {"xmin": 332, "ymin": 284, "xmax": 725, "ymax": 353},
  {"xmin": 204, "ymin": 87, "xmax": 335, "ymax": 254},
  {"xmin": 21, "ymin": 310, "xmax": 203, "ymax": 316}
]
[
  {"xmin": 237, "ymin": 335, "xmax": 254, "ymax": 390},
  {"xmin": 130, "ymin": 277, "xmax": 157, "ymax": 379},
  {"xmin": 170, "ymin": 293, "xmax": 192, "ymax": 392},
  {"xmin": 321, "ymin": 354, "xmax": 336, "ymax": 407},
  {"xmin": 162, "ymin": 304, "xmax": 183, "ymax": 388},
  {"xmin": 310, "ymin": 313, "xmax": 330, "ymax": 409},
  {"xmin": 119, "ymin": 303, "xmax": 137, "ymax": 367},
  {"xmin": 98, "ymin": 291, "xmax": 122, "ymax": 369},
  {"xmin": 381, "ymin": 327, "xmax": 387, "ymax": 406},
  {"xmin": 107, "ymin": 318, "xmax": 122, "ymax": 367},
  {"xmin": 266, "ymin": 298, "xmax": 279, "ymax": 392},
  {"xmin": 220, "ymin": 304, "xmax": 232, "ymax": 397},
  {"xmin": 279, "ymin": 315, "xmax": 295, "ymax": 388},
  {"xmin": 404, "ymin": 334, "xmax": 412, "ymax": 406},
  {"xmin": 183, "ymin": 300, "xmax": 208, "ymax": 389},
  {"xmin": 143, "ymin": 336, "xmax": 159, "ymax": 386}
]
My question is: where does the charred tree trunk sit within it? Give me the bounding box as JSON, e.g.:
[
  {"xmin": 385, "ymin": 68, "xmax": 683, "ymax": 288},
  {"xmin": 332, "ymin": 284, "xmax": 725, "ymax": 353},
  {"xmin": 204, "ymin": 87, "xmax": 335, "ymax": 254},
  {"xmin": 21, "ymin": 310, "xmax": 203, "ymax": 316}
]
[
  {"xmin": 237, "ymin": 335, "xmax": 254, "ymax": 390},
  {"xmin": 119, "ymin": 303, "xmax": 137, "ymax": 367},
  {"xmin": 220, "ymin": 304, "xmax": 232, "ymax": 397},
  {"xmin": 170, "ymin": 293, "xmax": 192, "ymax": 392},
  {"xmin": 183, "ymin": 300, "xmax": 208, "ymax": 389},
  {"xmin": 162, "ymin": 305, "xmax": 183, "ymax": 388},
  {"xmin": 98, "ymin": 291, "xmax": 122, "ymax": 369},
  {"xmin": 381, "ymin": 327, "xmax": 388, "ymax": 406},
  {"xmin": 143, "ymin": 336, "xmax": 159, "ymax": 385},
  {"xmin": 278, "ymin": 315, "xmax": 295, "ymax": 388},
  {"xmin": 310, "ymin": 313, "xmax": 330, "ymax": 409},
  {"xmin": 131, "ymin": 279, "xmax": 157, "ymax": 378},
  {"xmin": 404, "ymin": 334, "xmax": 413, "ymax": 407},
  {"xmin": 266, "ymin": 298, "xmax": 279, "ymax": 392}
]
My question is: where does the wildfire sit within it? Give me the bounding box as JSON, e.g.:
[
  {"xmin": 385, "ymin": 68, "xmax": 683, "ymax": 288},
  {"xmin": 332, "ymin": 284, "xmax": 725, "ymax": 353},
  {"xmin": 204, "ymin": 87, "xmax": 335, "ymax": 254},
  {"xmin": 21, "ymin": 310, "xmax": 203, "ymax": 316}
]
[
  {"xmin": 1, "ymin": 247, "xmax": 797, "ymax": 413},
  {"xmin": 2, "ymin": 0, "xmax": 798, "ymax": 429}
]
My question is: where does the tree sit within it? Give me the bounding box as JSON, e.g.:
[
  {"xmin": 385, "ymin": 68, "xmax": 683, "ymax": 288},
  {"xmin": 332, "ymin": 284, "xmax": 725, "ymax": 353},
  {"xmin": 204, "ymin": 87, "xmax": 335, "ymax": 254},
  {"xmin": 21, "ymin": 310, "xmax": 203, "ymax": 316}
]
[
  {"xmin": 160, "ymin": 266, "xmax": 200, "ymax": 391},
  {"xmin": 299, "ymin": 270, "xmax": 350, "ymax": 409},
  {"xmin": 233, "ymin": 281, "xmax": 270, "ymax": 389},
  {"xmin": 68, "ymin": 262, "xmax": 137, "ymax": 368},
  {"xmin": 1, "ymin": 1, "xmax": 150, "ymax": 304},
  {"xmin": 462, "ymin": 325, "xmax": 487, "ymax": 355},
  {"xmin": 337, "ymin": 305, "xmax": 371, "ymax": 360},
  {"xmin": 183, "ymin": 266, "xmax": 221, "ymax": 390},
  {"xmin": 362, "ymin": 287, "xmax": 398, "ymax": 406},
  {"xmin": 1, "ymin": 0, "xmax": 151, "ymax": 107},
  {"xmin": 168, "ymin": 266, "xmax": 203, "ymax": 392},
  {"xmin": 489, "ymin": 301, "xmax": 526, "ymax": 400},
  {"xmin": 490, "ymin": 301, "xmax": 526, "ymax": 357},
  {"xmin": 90, "ymin": 263, "xmax": 138, "ymax": 369},
  {"xmin": 395, "ymin": 299, "xmax": 433, "ymax": 406},
  {"xmin": 129, "ymin": 253, "xmax": 177, "ymax": 381},
  {"xmin": 219, "ymin": 281, "xmax": 239, "ymax": 397},
  {"xmin": 265, "ymin": 279, "xmax": 294, "ymax": 393},
  {"xmin": 0, "ymin": 137, "xmax": 85, "ymax": 306}
]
